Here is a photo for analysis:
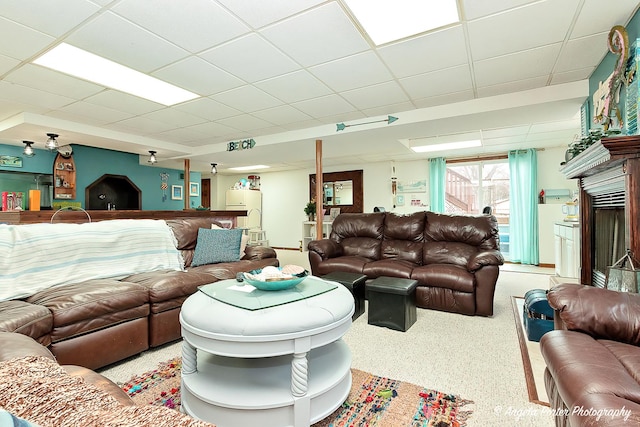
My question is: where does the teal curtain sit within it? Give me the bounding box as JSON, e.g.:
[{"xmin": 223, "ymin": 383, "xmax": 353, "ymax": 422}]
[
  {"xmin": 429, "ymin": 157, "xmax": 446, "ymax": 213},
  {"xmin": 508, "ymin": 149, "xmax": 539, "ymax": 265}
]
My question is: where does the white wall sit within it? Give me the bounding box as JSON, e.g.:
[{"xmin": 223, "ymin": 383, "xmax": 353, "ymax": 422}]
[{"xmin": 213, "ymin": 144, "xmax": 578, "ymax": 262}]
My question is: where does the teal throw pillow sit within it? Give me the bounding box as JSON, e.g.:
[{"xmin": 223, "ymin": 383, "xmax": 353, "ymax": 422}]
[{"xmin": 192, "ymin": 228, "xmax": 243, "ymax": 266}]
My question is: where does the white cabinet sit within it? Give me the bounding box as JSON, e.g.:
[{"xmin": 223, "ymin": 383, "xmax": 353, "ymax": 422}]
[
  {"xmin": 225, "ymin": 190, "xmax": 262, "ymax": 229},
  {"xmin": 302, "ymin": 221, "xmax": 332, "ymax": 251},
  {"xmin": 554, "ymin": 222, "xmax": 580, "ymax": 278}
]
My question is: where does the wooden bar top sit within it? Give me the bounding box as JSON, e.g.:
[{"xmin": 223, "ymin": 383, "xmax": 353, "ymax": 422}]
[{"xmin": 0, "ymin": 209, "xmax": 247, "ymax": 225}]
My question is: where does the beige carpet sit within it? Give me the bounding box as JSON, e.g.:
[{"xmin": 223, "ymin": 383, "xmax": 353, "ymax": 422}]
[{"xmin": 99, "ymin": 257, "xmax": 556, "ymax": 427}]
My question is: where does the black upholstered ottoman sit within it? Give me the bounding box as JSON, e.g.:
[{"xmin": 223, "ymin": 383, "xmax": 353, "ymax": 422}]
[
  {"xmin": 322, "ymin": 271, "xmax": 367, "ymax": 320},
  {"xmin": 366, "ymin": 277, "xmax": 418, "ymax": 331}
]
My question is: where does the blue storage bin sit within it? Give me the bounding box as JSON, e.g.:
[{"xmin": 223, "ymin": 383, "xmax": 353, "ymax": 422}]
[{"xmin": 523, "ymin": 289, "xmax": 554, "ymax": 342}]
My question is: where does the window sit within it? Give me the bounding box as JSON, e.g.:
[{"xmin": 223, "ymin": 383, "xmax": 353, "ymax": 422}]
[{"xmin": 445, "ymin": 160, "xmax": 510, "ymax": 258}]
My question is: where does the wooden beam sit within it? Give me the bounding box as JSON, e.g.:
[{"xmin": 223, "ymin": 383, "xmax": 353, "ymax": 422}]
[{"xmin": 315, "ymin": 140, "xmax": 323, "ymax": 240}]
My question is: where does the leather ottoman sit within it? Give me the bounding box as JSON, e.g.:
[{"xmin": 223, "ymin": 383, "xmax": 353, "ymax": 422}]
[
  {"xmin": 366, "ymin": 276, "xmax": 418, "ymax": 331},
  {"xmin": 322, "ymin": 271, "xmax": 367, "ymax": 320}
]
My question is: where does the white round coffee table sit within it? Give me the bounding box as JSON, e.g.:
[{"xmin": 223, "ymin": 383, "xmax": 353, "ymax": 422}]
[{"xmin": 179, "ymin": 276, "xmax": 354, "ymax": 427}]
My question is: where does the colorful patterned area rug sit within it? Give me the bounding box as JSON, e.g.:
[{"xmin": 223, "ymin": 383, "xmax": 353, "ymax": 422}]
[{"xmin": 121, "ymin": 357, "xmax": 474, "ymax": 427}]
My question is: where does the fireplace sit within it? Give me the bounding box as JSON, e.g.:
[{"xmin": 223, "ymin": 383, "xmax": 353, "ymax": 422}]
[
  {"xmin": 560, "ymin": 135, "xmax": 640, "ymax": 287},
  {"xmin": 85, "ymin": 174, "xmax": 141, "ymax": 210}
]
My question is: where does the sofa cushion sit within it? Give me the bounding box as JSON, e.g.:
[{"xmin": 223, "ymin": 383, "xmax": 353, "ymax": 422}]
[
  {"xmin": 382, "ymin": 240, "xmax": 423, "ymax": 264},
  {"xmin": 26, "ymin": 279, "xmax": 149, "ymax": 343},
  {"xmin": 190, "ymin": 258, "xmax": 280, "ymax": 278},
  {"xmin": 342, "ymin": 237, "xmax": 381, "ymax": 259},
  {"xmin": 0, "ymin": 300, "xmax": 52, "ymax": 342},
  {"xmin": 311, "ymin": 256, "xmax": 370, "ymax": 275},
  {"xmin": 192, "ymin": 227, "xmax": 243, "ymax": 266},
  {"xmin": 425, "ymin": 212, "xmax": 500, "ymax": 250},
  {"xmin": 384, "ymin": 211, "xmax": 425, "ymax": 241},
  {"xmin": 363, "ymin": 259, "xmax": 417, "ymax": 279},
  {"xmin": 423, "ymin": 241, "xmax": 477, "ymax": 268},
  {"xmin": 331, "ymin": 212, "xmax": 385, "ymax": 242},
  {"xmin": 411, "ymin": 264, "xmax": 475, "ymax": 293},
  {"xmin": 166, "ymin": 217, "xmax": 226, "ymax": 267}
]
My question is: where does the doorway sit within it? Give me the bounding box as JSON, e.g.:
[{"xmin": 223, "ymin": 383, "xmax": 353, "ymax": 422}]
[{"xmin": 201, "ymin": 178, "xmax": 210, "ymax": 209}]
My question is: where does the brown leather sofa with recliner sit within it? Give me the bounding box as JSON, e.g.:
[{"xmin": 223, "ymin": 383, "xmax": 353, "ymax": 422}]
[
  {"xmin": 0, "ymin": 217, "xmax": 279, "ymax": 370},
  {"xmin": 541, "ymin": 283, "xmax": 640, "ymax": 426},
  {"xmin": 308, "ymin": 211, "xmax": 504, "ymax": 316}
]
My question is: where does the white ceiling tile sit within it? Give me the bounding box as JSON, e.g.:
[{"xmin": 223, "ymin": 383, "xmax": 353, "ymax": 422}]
[
  {"xmin": 468, "ymin": 0, "xmax": 580, "ymax": 61},
  {"xmin": 280, "ymin": 118, "xmax": 323, "ymax": 131},
  {"xmin": 152, "ymin": 57, "xmax": 244, "ymax": 97},
  {"xmin": 476, "ymin": 76, "xmax": 549, "ymax": 97},
  {"xmin": 255, "ymin": 70, "xmax": 332, "ymax": 103},
  {"xmin": 83, "ymin": 90, "xmax": 164, "ymax": 116},
  {"xmin": 212, "ymin": 86, "xmax": 283, "ymax": 113},
  {"xmin": 6, "ymin": 64, "xmax": 104, "ymax": 99},
  {"xmin": 526, "ymin": 129, "xmax": 577, "ymax": 143},
  {"xmin": 474, "ymin": 44, "xmax": 561, "ymax": 87},
  {"xmin": 482, "ymin": 134, "xmax": 528, "ymax": 146},
  {"xmin": 217, "ymin": 0, "xmax": 325, "ymax": 29},
  {"xmin": 309, "ymin": 51, "xmax": 394, "ymax": 92},
  {"xmin": 413, "ymin": 90, "xmax": 474, "ymax": 109},
  {"xmin": 181, "ymin": 121, "xmax": 241, "ymax": 138},
  {"xmin": 0, "ymin": 81, "xmax": 75, "ymax": 109},
  {"xmin": 218, "ymin": 114, "xmax": 274, "ymax": 132},
  {"xmin": 142, "ymin": 108, "xmax": 206, "ymax": 128},
  {"xmin": 260, "ymin": 2, "xmax": 369, "ymax": 67},
  {"xmin": 551, "ymin": 68, "xmax": 594, "ymax": 85},
  {"xmin": 155, "ymin": 126, "xmax": 212, "ymax": 143},
  {"xmin": 66, "ymin": 12, "xmax": 189, "ymax": 72},
  {"xmin": 554, "ymin": 33, "xmax": 609, "ymax": 73},
  {"xmin": 113, "ymin": 0, "xmax": 249, "ymax": 53},
  {"xmin": 252, "ymin": 105, "xmax": 312, "ymax": 126},
  {"xmin": 461, "ymin": 0, "xmax": 538, "ymax": 20},
  {"xmin": 0, "ymin": 54, "xmax": 21, "ymax": 75},
  {"xmin": 400, "ymin": 65, "xmax": 472, "ymax": 99},
  {"xmin": 572, "ymin": 0, "xmax": 640, "ymax": 38},
  {"xmin": 0, "ymin": 16, "xmax": 54, "ymax": 60},
  {"xmin": 201, "ymin": 34, "xmax": 299, "ymax": 83},
  {"xmin": 292, "ymin": 94, "xmax": 358, "ymax": 118},
  {"xmin": 174, "ymin": 97, "xmax": 241, "ymax": 121},
  {"xmin": 340, "ymin": 81, "xmax": 410, "ymax": 110},
  {"xmin": 378, "ymin": 25, "xmax": 468, "ymax": 78},
  {"xmin": 111, "ymin": 115, "xmax": 176, "ymax": 134},
  {"xmin": 482, "ymin": 125, "xmax": 530, "ymax": 139},
  {"xmin": 1, "ymin": 0, "xmax": 100, "ymax": 37},
  {"xmin": 530, "ymin": 119, "xmax": 580, "ymax": 133},
  {"xmin": 49, "ymin": 100, "xmax": 133, "ymax": 125}
]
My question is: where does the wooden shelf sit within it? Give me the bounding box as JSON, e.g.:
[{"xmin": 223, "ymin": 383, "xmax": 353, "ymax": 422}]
[{"xmin": 53, "ymin": 152, "xmax": 76, "ymax": 200}]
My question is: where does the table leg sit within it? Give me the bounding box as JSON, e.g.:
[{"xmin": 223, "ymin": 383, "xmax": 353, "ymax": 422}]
[{"xmin": 182, "ymin": 340, "xmax": 197, "ymax": 375}]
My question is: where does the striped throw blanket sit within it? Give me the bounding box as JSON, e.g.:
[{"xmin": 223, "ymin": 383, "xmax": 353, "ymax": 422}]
[{"xmin": 0, "ymin": 219, "xmax": 184, "ymax": 302}]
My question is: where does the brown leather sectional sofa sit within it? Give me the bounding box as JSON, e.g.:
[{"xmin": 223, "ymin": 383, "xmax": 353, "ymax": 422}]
[
  {"xmin": 0, "ymin": 217, "xmax": 279, "ymax": 370},
  {"xmin": 308, "ymin": 211, "xmax": 504, "ymax": 316},
  {"xmin": 541, "ymin": 284, "xmax": 640, "ymax": 426}
]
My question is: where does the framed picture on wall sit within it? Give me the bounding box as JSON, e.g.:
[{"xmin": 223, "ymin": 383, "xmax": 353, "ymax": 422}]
[
  {"xmin": 189, "ymin": 182, "xmax": 199, "ymax": 196},
  {"xmin": 171, "ymin": 185, "xmax": 183, "ymax": 200}
]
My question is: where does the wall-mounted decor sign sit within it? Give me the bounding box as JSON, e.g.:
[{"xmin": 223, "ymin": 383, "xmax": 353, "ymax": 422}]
[
  {"xmin": 171, "ymin": 185, "xmax": 183, "ymax": 200},
  {"xmin": 0, "ymin": 155, "xmax": 22, "ymax": 167},
  {"xmin": 227, "ymin": 138, "xmax": 256, "ymax": 152}
]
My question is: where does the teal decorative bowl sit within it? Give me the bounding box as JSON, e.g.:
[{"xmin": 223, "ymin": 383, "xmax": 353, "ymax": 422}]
[{"xmin": 242, "ymin": 268, "xmax": 308, "ymax": 291}]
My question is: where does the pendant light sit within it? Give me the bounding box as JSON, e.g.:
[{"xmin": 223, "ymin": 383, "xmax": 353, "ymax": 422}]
[
  {"xmin": 211, "ymin": 163, "xmax": 218, "ymax": 175},
  {"xmin": 23, "ymin": 141, "xmax": 35, "ymax": 157},
  {"xmin": 45, "ymin": 133, "xmax": 59, "ymax": 151},
  {"xmin": 148, "ymin": 150, "xmax": 157, "ymax": 164}
]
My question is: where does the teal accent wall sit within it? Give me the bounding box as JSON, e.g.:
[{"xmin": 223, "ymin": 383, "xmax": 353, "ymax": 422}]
[
  {"xmin": 0, "ymin": 143, "xmax": 201, "ymax": 210},
  {"xmin": 588, "ymin": 10, "xmax": 640, "ymax": 130}
]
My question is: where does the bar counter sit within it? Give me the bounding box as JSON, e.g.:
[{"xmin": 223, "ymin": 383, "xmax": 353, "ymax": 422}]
[{"xmin": 0, "ymin": 209, "xmax": 246, "ymax": 225}]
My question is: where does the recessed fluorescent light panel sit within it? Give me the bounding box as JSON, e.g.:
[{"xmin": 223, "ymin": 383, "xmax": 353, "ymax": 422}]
[
  {"xmin": 228, "ymin": 165, "xmax": 270, "ymax": 171},
  {"xmin": 33, "ymin": 43, "xmax": 199, "ymax": 106},
  {"xmin": 344, "ymin": 0, "xmax": 459, "ymax": 45},
  {"xmin": 411, "ymin": 140, "xmax": 482, "ymax": 153}
]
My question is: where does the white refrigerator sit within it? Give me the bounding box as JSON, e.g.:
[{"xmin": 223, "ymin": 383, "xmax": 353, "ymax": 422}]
[{"xmin": 225, "ymin": 189, "xmax": 262, "ymax": 229}]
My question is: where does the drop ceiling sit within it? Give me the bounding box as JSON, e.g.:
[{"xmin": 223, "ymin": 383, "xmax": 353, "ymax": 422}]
[{"xmin": 0, "ymin": 0, "xmax": 638, "ymax": 173}]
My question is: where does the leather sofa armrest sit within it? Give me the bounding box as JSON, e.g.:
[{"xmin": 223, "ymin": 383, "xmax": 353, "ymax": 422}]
[
  {"xmin": 308, "ymin": 239, "xmax": 343, "ymax": 260},
  {"xmin": 467, "ymin": 249, "xmax": 504, "ymax": 272},
  {"xmin": 0, "ymin": 332, "xmax": 55, "ymax": 362},
  {"xmin": 242, "ymin": 245, "xmax": 277, "ymax": 261},
  {"xmin": 548, "ymin": 283, "xmax": 640, "ymax": 345}
]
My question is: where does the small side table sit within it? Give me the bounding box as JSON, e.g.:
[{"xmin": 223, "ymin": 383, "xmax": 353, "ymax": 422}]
[
  {"xmin": 322, "ymin": 271, "xmax": 367, "ymax": 320},
  {"xmin": 367, "ymin": 276, "xmax": 418, "ymax": 332}
]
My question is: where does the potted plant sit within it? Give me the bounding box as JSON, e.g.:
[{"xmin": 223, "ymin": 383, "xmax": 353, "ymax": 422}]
[{"xmin": 304, "ymin": 200, "xmax": 316, "ymax": 221}]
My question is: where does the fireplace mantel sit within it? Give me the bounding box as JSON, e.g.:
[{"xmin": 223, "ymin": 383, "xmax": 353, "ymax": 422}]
[{"xmin": 560, "ymin": 135, "xmax": 640, "ymax": 286}]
